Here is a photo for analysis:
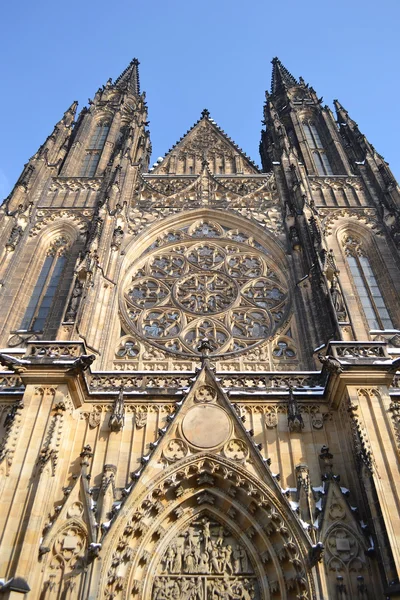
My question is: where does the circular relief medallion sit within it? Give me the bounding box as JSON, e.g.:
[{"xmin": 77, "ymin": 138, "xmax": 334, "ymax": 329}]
[
  {"xmin": 174, "ymin": 272, "xmax": 237, "ymax": 314},
  {"xmin": 182, "ymin": 405, "xmax": 231, "ymax": 448},
  {"xmin": 224, "ymin": 438, "xmax": 248, "ymax": 461}
]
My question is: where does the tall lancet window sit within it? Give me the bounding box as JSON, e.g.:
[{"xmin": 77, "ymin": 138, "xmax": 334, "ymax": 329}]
[
  {"xmin": 80, "ymin": 121, "xmax": 110, "ymax": 177},
  {"xmin": 344, "ymin": 236, "xmax": 393, "ymax": 330},
  {"xmin": 302, "ymin": 120, "xmax": 333, "ymax": 176},
  {"xmin": 20, "ymin": 237, "xmax": 68, "ymax": 332}
]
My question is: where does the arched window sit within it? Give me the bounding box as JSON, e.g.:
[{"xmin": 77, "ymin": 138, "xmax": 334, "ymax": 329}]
[
  {"xmin": 302, "ymin": 121, "xmax": 333, "ymax": 176},
  {"xmin": 80, "ymin": 122, "xmax": 110, "ymax": 177},
  {"xmin": 344, "ymin": 236, "xmax": 393, "ymax": 330},
  {"xmin": 19, "ymin": 237, "xmax": 68, "ymax": 332},
  {"xmin": 88, "ymin": 122, "xmax": 110, "ymax": 150}
]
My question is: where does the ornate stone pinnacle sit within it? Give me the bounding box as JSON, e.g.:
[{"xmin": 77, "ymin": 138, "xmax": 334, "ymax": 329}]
[{"xmin": 201, "ymin": 108, "xmax": 210, "ymax": 119}]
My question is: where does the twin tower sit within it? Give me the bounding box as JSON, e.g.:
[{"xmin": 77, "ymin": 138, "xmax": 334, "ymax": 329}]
[{"xmin": 0, "ymin": 58, "xmax": 399, "ymax": 599}]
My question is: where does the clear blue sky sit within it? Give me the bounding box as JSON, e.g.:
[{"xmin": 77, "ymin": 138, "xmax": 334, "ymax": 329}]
[{"xmin": 1, "ymin": 0, "xmax": 399, "ymax": 198}]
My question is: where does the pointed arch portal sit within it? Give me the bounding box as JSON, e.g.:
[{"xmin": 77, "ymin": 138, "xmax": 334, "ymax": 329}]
[{"xmin": 100, "ymin": 454, "xmax": 314, "ymax": 600}]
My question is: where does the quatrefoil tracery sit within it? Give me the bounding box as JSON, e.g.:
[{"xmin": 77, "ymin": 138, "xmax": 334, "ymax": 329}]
[{"xmin": 123, "ymin": 235, "xmax": 289, "ymax": 357}]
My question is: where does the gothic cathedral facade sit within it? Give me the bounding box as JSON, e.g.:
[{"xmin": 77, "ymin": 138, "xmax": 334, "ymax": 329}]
[{"xmin": 0, "ymin": 58, "xmax": 399, "ymax": 600}]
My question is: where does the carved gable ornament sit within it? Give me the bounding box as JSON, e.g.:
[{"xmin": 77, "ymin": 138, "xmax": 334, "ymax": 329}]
[{"xmin": 151, "ymin": 115, "xmax": 259, "ymax": 176}]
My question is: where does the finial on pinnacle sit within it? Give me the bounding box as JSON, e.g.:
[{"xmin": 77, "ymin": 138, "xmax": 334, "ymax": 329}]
[
  {"xmin": 201, "ymin": 109, "xmax": 210, "ymax": 119},
  {"xmin": 197, "ymin": 338, "xmax": 212, "ymax": 363}
]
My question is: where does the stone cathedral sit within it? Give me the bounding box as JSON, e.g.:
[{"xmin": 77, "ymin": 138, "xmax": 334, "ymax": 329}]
[{"xmin": 0, "ymin": 56, "xmax": 400, "ymax": 600}]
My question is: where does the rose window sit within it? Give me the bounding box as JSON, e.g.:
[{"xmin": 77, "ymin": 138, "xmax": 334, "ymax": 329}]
[
  {"xmin": 174, "ymin": 273, "xmax": 237, "ymax": 314},
  {"xmin": 122, "ymin": 233, "xmax": 289, "ymax": 357}
]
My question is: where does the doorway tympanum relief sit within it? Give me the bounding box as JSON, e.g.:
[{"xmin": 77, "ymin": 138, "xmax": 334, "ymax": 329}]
[{"xmin": 152, "ymin": 517, "xmax": 259, "ymax": 600}]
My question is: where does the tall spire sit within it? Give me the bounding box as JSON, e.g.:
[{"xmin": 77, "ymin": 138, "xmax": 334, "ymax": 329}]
[
  {"xmin": 270, "ymin": 57, "xmax": 298, "ymax": 94},
  {"xmin": 333, "ymin": 99, "xmax": 358, "ymax": 128},
  {"xmin": 114, "ymin": 58, "xmax": 140, "ymax": 95}
]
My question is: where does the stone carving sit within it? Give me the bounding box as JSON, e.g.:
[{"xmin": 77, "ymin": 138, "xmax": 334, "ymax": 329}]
[
  {"xmin": 175, "ymin": 273, "xmax": 237, "ymax": 314},
  {"xmin": 389, "ymin": 399, "xmax": 400, "ymax": 456},
  {"xmin": 330, "ymin": 276, "xmax": 347, "ymax": 322},
  {"xmin": 43, "ymin": 525, "xmax": 86, "ymax": 593},
  {"xmin": 115, "ymin": 340, "xmax": 139, "ymax": 358},
  {"xmin": 272, "ymin": 340, "xmax": 296, "ymax": 359},
  {"xmin": 5, "ymin": 225, "xmax": 23, "ymax": 251},
  {"xmin": 311, "ymin": 412, "xmax": 324, "ymax": 430},
  {"xmin": 87, "ymin": 372, "xmax": 323, "ymax": 394},
  {"xmin": 264, "ymin": 412, "xmax": 278, "ymax": 428},
  {"xmin": 163, "ymin": 439, "xmax": 188, "ymax": 462},
  {"xmin": 109, "ymin": 388, "xmax": 125, "ymax": 432},
  {"xmin": 66, "ymin": 501, "xmax": 84, "ymax": 519},
  {"xmin": 37, "ymin": 402, "xmax": 65, "ymax": 475},
  {"xmin": 320, "ymin": 208, "xmax": 380, "ymax": 237},
  {"xmin": 152, "ymin": 518, "xmax": 258, "ymax": 599},
  {"xmin": 111, "ymin": 225, "xmax": 124, "ymax": 250},
  {"xmin": 287, "ymin": 387, "xmax": 304, "ymax": 433},
  {"xmin": 135, "ymin": 410, "xmax": 147, "ymax": 429},
  {"xmin": 122, "ymin": 234, "xmax": 289, "ymax": 357},
  {"xmin": 27, "ymin": 342, "xmax": 84, "ymax": 359},
  {"xmin": 65, "ymin": 280, "xmax": 83, "ymax": 322},
  {"xmin": 326, "ymin": 528, "xmax": 357, "ymax": 563},
  {"xmin": 224, "ymin": 439, "xmax": 248, "ymax": 461},
  {"xmin": 88, "ymin": 410, "xmax": 101, "ymax": 429},
  {"xmin": 195, "ymin": 385, "xmax": 217, "ymax": 403},
  {"xmin": 0, "ymin": 399, "xmax": 24, "ymax": 473},
  {"xmin": 29, "ymin": 209, "xmax": 90, "ymax": 237}
]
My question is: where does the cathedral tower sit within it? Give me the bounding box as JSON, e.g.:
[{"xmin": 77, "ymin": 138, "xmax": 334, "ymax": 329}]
[{"xmin": 0, "ymin": 58, "xmax": 399, "ymax": 600}]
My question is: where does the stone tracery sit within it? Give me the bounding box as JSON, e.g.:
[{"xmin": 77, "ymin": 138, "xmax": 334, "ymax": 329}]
[{"xmin": 122, "ymin": 222, "xmax": 289, "ymax": 357}]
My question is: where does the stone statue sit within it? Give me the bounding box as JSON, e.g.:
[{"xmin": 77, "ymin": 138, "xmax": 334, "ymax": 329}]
[
  {"xmin": 330, "ymin": 276, "xmax": 347, "ymax": 322},
  {"xmin": 109, "ymin": 387, "xmax": 125, "ymax": 432},
  {"xmin": 6, "ymin": 225, "xmax": 23, "ymax": 251},
  {"xmin": 111, "ymin": 225, "xmax": 124, "ymax": 250},
  {"xmin": 65, "ymin": 280, "xmax": 83, "ymax": 321}
]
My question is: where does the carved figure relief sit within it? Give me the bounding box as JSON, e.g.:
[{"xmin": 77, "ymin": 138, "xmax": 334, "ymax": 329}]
[
  {"xmin": 152, "ymin": 518, "xmax": 258, "ymax": 599},
  {"xmin": 88, "ymin": 410, "xmax": 101, "ymax": 429},
  {"xmin": 264, "ymin": 412, "xmax": 278, "ymax": 428},
  {"xmin": 122, "ymin": 231, "xmax": 289, "ymax": 357}
]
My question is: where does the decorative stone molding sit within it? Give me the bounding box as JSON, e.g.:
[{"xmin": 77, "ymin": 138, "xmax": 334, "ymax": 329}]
[
  {"xmin": 0, "ymin": 398, "xmax": 24, "ymax": 474},
  {"xmin": 319, "ymin": 208, "xmax": 381, "ymax": 236},
  {"xmin": 29, "ymin": 209, "xmax": 91, "ymax": 237}
]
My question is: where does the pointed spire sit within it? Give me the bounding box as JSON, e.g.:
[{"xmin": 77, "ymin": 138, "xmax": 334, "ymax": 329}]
[
  {"xmin": 271, "ymin": 57, "xmax": 298, "ymax": 94},
  {"xmin": 333, "ymin": 99, "xmax": 360, "ymax": 131},
  {"xmin": 62, "ymin": 100, "xmax": 78, "ymax": 128},
  {"xmin": 114, "ymin": 58, "xmax": 140, "ymax": 95}
]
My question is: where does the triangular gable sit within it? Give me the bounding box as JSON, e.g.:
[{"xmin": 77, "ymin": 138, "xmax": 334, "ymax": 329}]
[
  {"xmin": 151, "ymin": 111, "xmax": 260, "ymax": 175},
  {"xmin": 102, "ymin": 359, "xmax": 312, "ymax": 550},
  {"xmin": 98, "ymin": 360, "xmax": 316, "ymax": 598},
  {"xmin": 318, "ymin": 479, "xmax": 368, "ymax": 545}
]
